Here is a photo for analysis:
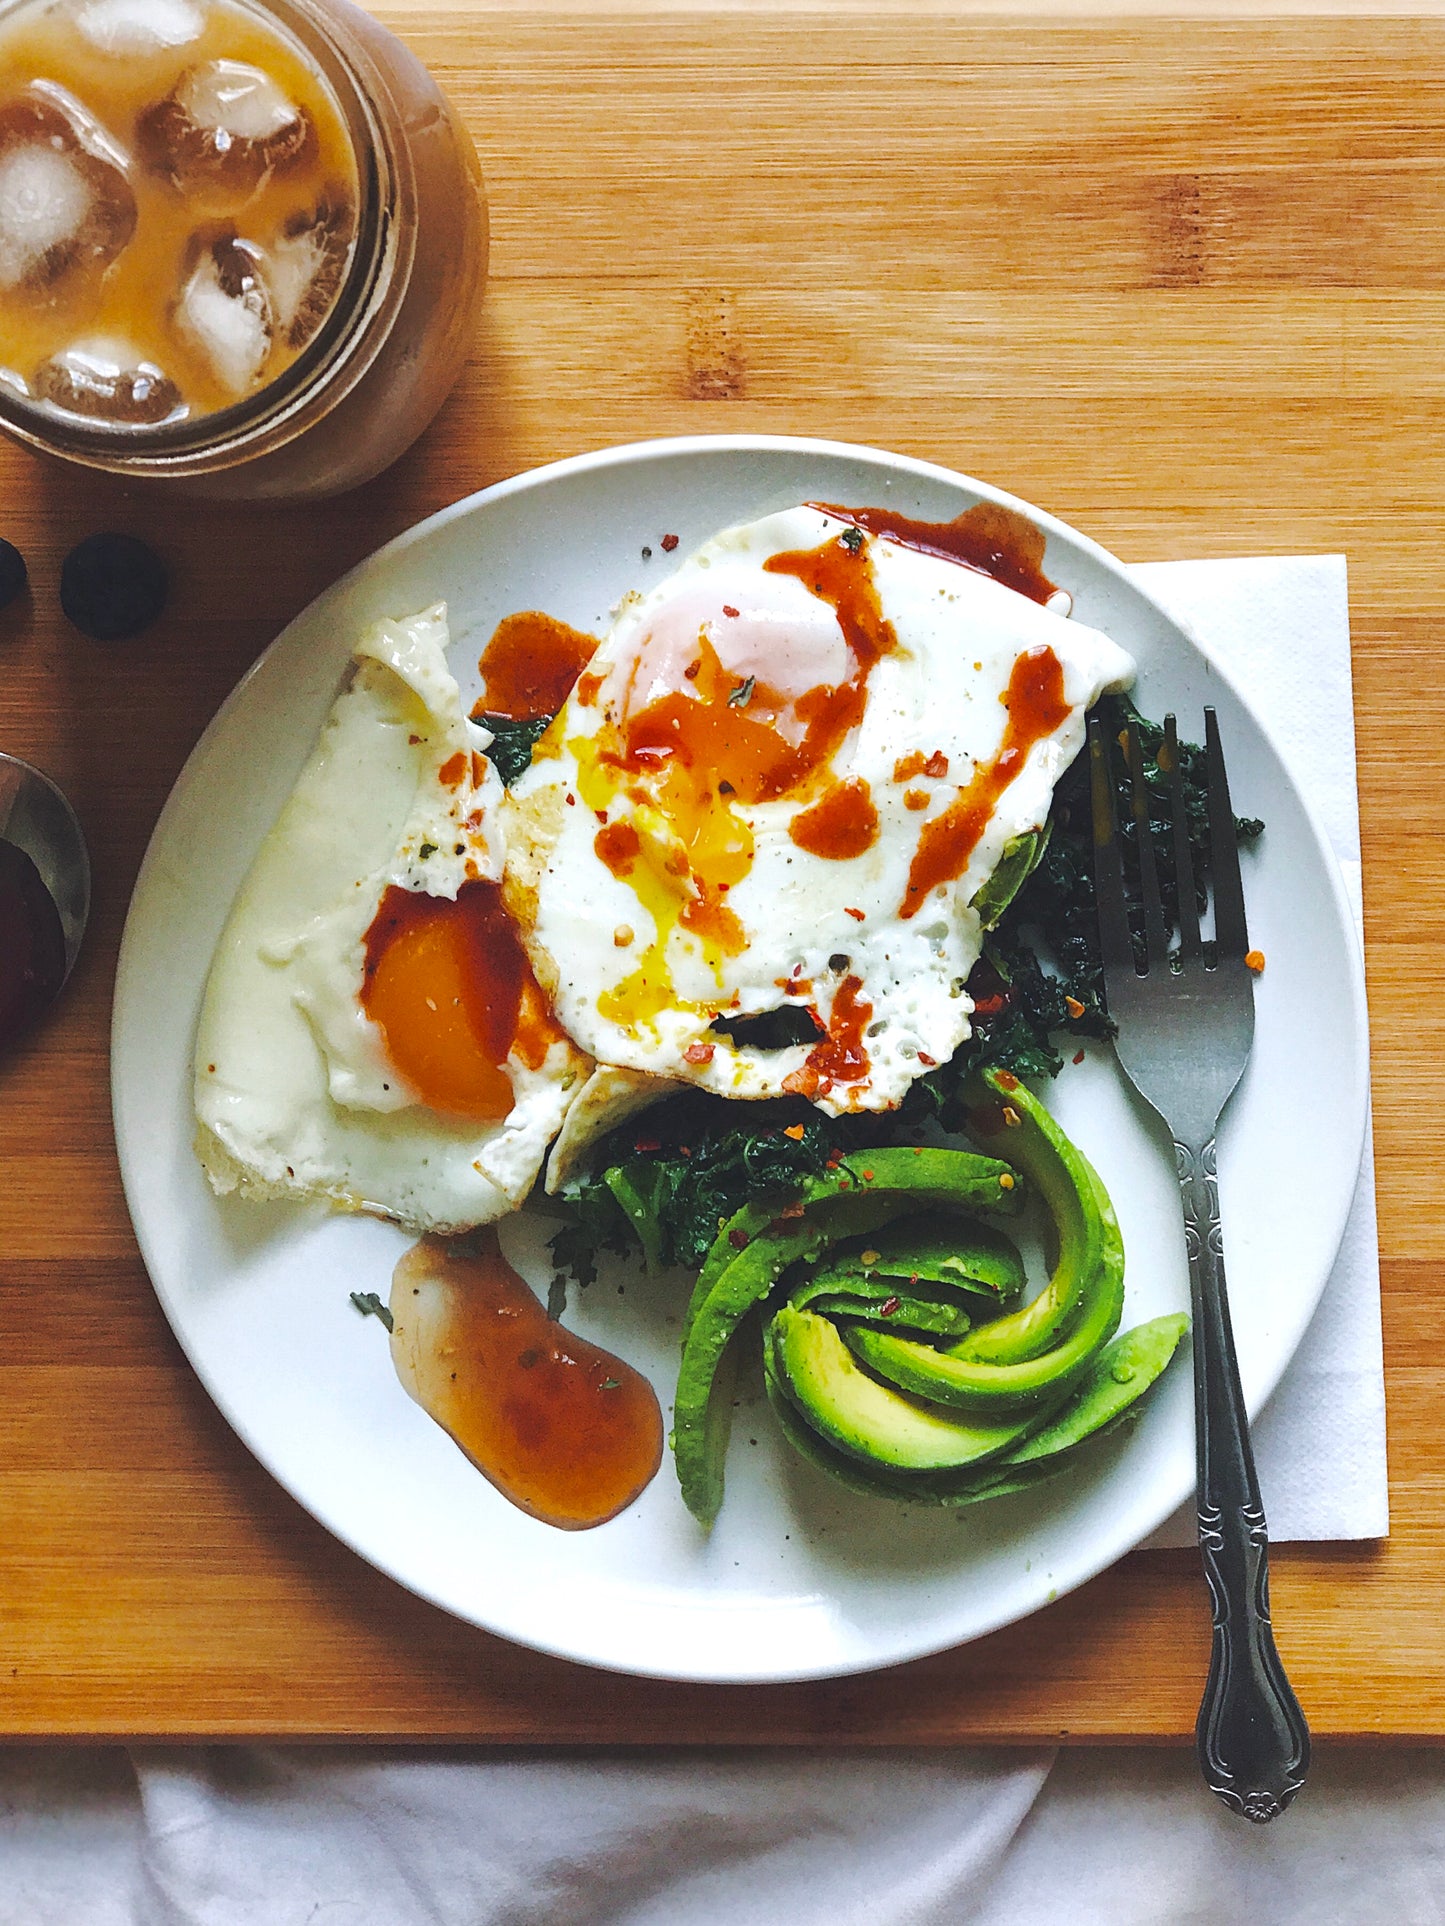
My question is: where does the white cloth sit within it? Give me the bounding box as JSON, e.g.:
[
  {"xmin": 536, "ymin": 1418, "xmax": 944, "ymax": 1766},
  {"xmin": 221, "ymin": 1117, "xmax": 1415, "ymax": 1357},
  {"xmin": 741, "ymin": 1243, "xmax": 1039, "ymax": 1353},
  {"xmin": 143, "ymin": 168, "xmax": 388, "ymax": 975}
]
[
  {"xmin": 1129, "ymin": 556, "xmax": 1387, "ymax": 1546},
  {"xmin": 4, "ymin": 1745, "xmax": 1445, "ymax": 1924}
]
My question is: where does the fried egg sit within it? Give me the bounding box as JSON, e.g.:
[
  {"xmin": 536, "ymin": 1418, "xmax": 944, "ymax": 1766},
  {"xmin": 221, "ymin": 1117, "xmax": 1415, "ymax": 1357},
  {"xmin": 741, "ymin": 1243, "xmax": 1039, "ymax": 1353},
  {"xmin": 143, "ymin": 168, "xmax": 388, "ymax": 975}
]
[
  {"xmin": 194, "ymin": 604, "xmax": 589, "ymax": 1232},
  {"xmin": 504, "ymin": 506, "xmax": 1134, "ymax": 1120}
]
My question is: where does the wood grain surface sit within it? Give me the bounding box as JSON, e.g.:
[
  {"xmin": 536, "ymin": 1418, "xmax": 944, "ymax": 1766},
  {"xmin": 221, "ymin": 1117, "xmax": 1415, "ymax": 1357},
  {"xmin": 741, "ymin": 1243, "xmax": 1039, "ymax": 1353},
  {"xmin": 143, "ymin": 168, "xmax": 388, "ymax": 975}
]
[{"xmin": 1, "ymin": 2, "xmax": 1441, "ymax": 1741}]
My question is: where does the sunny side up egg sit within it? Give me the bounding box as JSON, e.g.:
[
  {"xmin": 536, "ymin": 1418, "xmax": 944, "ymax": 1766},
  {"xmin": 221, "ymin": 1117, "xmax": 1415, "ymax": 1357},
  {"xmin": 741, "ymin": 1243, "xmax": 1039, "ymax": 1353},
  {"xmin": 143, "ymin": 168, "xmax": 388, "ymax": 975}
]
[
  {"xmin": 193, "ymin": 605, "xmax": 589, "ymax": 1233},
  {"xmin": 504, "ymin": 506, "xmax": 1135, "ymax": 1122}
]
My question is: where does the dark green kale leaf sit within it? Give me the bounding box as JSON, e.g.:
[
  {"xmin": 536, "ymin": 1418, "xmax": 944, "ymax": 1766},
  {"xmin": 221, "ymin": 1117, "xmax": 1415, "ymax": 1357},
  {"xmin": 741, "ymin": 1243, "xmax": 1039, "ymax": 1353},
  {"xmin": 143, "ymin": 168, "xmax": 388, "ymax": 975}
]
[
  {"xmin": 478, "ymin": 713, "xmax": 554, "ymax": 787},
  {"xmin": 549, "ymin": 1094, "xmax": 857, "ymax": 1282},
  {"xmin": 349, "ymin": 1290, "xmax": 394, "ymax": 1332},
  {"xmin": 708, "ymin": 1006, "xmax": 820, "ymax": 1051}
]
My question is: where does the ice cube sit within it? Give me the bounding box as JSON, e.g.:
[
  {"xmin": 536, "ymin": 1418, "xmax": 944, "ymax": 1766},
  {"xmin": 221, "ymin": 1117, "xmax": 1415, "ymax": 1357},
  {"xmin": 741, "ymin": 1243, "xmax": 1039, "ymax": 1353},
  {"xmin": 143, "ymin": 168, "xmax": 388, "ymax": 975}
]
[
  {"xmin": 34, "ymin": 338, "xmax": 184, "ymax": 423},
  {"xmin": 174, "ymin": 230, "xmax": 272, "ymax": 395},
  {"xmin": 139, "ymin": 61, "xmax": 314, "ymax": 198},
  {"xmin": 0, "ymin": 89, "xmax": 136, "ymax": 293},
  {"xmin": 263, "ymin": 186, "xmax": 354, "ymax": 349},
  {"xmin": 72, "ymin": 0, "xmax": 204, "ymax": 56}
]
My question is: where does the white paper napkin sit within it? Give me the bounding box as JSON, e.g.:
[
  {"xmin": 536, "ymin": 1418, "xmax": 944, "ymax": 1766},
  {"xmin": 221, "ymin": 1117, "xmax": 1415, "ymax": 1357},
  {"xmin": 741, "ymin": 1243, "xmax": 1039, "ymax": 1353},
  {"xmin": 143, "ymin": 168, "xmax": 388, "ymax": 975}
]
[{"xmin": 1128, "ymin": 555, "xmax": 1387, "ymax": 1546}]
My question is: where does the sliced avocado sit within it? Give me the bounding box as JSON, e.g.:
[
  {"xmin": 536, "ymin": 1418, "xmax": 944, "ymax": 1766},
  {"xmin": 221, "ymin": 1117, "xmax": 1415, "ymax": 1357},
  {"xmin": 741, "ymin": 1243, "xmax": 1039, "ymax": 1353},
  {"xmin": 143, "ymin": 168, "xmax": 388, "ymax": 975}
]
[
  {"xmin": 767, "ymin": 1309, "xmax": 1042, "ymax": 1472},
  {"xmin": 807, "ymin": 1312, "xmax": 1190, "ymax": 1509},
  {"xmin": 800, "ymin": 1285, "xmax": 973, "ymax": 1339},
  {"xmin": 845, "ymin": 1152, "xmax": 1124, "ymax": 1418},
  {"xmin": 944, "ymin": 1067, "xmax": 1107, "ymax": 1367},
  {"xmin": 998, "ymin": 1311, "xmax": 1189, "ymax": 1470},
  {"xmin": 805, "ymin": 1215, "xmax": 1027, "ymax": 1302},
  {"xmin": 674, "ymin": 1146, "xmax": 1024, "ymax": 1525},
  {"xmin": 765, "ymin": 1351, "xmax": 1060, "ymax": 1508}
]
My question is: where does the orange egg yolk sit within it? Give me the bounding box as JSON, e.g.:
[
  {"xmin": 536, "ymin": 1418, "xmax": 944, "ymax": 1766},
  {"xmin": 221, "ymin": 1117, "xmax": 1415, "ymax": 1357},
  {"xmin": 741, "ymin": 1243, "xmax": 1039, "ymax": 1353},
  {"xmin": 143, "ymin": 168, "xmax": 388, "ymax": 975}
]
[{"xmin": 361, "ymin": 880, "xmax": 557, "ymax": 1121}]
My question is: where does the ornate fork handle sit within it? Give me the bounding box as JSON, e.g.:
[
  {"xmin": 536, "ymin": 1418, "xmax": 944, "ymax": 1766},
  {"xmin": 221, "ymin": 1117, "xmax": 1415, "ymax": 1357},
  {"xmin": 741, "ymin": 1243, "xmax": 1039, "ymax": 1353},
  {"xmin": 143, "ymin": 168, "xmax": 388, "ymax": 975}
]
[{"xmin": 1176, "ymin": 1137, "xmax": 1310, "ymax": 1822}]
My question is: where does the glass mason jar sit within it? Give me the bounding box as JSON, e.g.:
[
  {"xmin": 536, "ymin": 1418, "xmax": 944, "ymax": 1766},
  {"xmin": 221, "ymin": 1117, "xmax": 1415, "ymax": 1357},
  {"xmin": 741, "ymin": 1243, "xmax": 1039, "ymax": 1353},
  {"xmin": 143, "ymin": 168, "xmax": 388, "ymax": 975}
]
[{"xmin": 0, "ymin": 0, "xmax": 487, "ymax": 499}]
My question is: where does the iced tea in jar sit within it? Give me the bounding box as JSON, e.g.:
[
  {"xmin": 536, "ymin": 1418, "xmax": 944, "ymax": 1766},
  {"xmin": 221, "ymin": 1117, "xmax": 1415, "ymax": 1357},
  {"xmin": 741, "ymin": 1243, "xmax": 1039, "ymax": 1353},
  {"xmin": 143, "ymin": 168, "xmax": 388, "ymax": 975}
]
[{"xmin": 0, "ymin": 0, "xmax": 486, "ymax": 497}]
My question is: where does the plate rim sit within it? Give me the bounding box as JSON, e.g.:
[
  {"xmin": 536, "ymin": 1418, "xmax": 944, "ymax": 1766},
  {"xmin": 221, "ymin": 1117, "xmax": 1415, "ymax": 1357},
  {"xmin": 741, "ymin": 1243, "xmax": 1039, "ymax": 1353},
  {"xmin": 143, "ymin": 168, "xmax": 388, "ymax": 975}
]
[{"xmin": 111, "ymin": 432, "xmax": 1371, "ymax": 1682}]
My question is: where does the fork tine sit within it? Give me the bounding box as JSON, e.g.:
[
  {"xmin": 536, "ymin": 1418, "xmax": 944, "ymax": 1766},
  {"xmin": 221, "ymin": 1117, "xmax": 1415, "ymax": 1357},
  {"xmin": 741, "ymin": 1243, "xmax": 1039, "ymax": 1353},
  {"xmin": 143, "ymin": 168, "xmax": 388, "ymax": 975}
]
[
  {"xmin": 1162, "ymin": 715, "xmax": 1203, "ymax": 962},
  {"xmin": 1088, "ymin": 714, "xmax": 1135, "ymax": 979},
  {"xmin": 1204, "ymin": 708, "xmax": 1251, "ymax": 960},
  {"xmin": 1125, "ymin": 720, "xmax": 1170, "ymax": 973}
]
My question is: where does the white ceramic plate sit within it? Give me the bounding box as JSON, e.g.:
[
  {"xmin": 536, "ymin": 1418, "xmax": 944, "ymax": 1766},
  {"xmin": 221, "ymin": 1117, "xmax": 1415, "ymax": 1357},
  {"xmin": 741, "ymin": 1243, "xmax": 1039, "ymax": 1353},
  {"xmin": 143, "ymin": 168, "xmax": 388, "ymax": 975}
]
[{"xmin": 112, "ymin": 435, "xmax": 1368, "ymax": 1683}]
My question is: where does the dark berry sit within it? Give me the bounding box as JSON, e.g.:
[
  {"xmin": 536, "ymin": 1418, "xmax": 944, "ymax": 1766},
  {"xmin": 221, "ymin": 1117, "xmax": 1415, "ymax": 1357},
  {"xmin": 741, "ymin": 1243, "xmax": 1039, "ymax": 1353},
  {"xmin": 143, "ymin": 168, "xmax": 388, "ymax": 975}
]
[
  {"xmin": 60, "ymin": 533, "xmax": 168, "ymax": 640},
  {"xmin": 0, "ymin": 539, "xmax": 26, "ymax": 612}
]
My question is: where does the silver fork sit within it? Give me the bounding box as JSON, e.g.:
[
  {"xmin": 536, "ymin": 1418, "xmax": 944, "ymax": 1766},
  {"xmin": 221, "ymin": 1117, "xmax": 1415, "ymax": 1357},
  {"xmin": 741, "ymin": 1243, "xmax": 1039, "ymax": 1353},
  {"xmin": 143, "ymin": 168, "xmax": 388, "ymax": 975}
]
[{"xmin": 1088, "ymin": 705, "xmax": 1309, "ymax": 1823}]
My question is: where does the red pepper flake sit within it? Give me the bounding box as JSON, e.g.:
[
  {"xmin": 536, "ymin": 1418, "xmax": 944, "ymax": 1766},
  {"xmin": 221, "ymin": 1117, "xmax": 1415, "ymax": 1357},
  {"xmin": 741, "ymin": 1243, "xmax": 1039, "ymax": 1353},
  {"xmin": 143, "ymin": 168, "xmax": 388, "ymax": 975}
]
[
  {"xmin": 634, "ymin": 1137, "xmax": 661, "ymax": 1153},
  {"xmin": 1246, "ymin": 949, "xmax": 1266, "ymax": 974},
  {"xmin": 994, "ymin": 1070, "xmax": 1020, "ymax": 1091},
  {"xmin": 924, "ymin": 751, "xmax": 950, "ymax": 779},
  {"xmin": 783, "ymin": 1123, "xmax": 806, "ymax": 1141},
  {"xmin": 678, "ymin": 1146, "xmax": 692, "ymax": 1157},
  {"xmin": 861, "ymin": 1168, "xmax": 876, "ymax": 1182},
  {"xmin": 661, "ymin": 533, "xmax": 680, "ymax": 552},
  {"xmin": 408, "ymin": 734, "xmax": 421, "ymax": 745},
  {"xmin": 595, "ymin": 809, "xmax": 608, "ymax": 824},
  {"xmin": 1073, "ymin": 1048, "xmax": 1086, "ymax": 1065},
  {"xmin": 880, "ymin": 1296, "xmax": 902, "ymax": 1317},
  {"xmin": 917, "ymin": 1051, "xmax": 937, "ymax": 1068},
  {"xmin": 684, "ymin": 660, "xmax": 701, "ymax": 680},
  {"xmin": 779, "ymin": 1199, "xmax": 806, "ymax": 1220},
  {"xmin": 684, "ymin": 1041, "xmax": 715, "ymax": 1065},
  {"xmin": 565, "ymin": 792, "xmax": 576, "ymax": 806},
  {"xmin": 722, "ymin": 604, "xmax": 740, "ymax": 618},
  {"xmin": 972, "ymin": 993, "xmax": 1007, "ymax": 1018},
  {"xmin": 728, "ymin": 1228, "xmax": 750, "ymax": 1249},
  {"xmin": 844, "ymin": 906, "xmax": 866, "ymax": 922},
  {"xmin": 1064, "ymin": 994, "xmax": 1086, "ymax": 1020}
]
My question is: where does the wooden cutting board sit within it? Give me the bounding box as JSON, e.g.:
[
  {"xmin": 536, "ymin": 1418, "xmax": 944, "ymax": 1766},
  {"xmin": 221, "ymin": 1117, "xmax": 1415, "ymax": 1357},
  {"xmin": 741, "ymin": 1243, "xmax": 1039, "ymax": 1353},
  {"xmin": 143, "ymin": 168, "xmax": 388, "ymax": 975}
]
[{"xmin": 1, "ymin": 0, "xmax": 1440, "ymax": 1741}]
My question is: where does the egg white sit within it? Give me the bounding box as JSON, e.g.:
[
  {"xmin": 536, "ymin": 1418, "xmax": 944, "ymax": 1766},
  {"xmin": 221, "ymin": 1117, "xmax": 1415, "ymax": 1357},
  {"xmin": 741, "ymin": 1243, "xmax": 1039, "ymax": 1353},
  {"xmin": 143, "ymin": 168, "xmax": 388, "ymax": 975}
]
[
  {"xmin": 193, "ymin": 604, "xmax": 589, "ymax": 1232},
  {"xmin": 505, "ymin": 507, "xmax": 1135, "ymax": 1118}
]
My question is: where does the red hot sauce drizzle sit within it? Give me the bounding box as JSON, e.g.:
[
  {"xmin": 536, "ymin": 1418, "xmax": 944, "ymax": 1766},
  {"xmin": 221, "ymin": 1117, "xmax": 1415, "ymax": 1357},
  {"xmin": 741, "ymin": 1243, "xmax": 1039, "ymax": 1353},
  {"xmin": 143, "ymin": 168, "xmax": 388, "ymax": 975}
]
[
  {"xmin": 389, "ymin": 1233, "xmax": 664, "ymax": 1530},
  {"xmin": 476, "ymin": 611, "xmax": 600, "ymax": 720},
  {"xmin": 759, "ymin": 533, "xmax": 901, "ymax": 1095},
  {"xmin": 808, "ymin": 500, "xmax": 1056, "ymax": 606},
  {"xmin": 902, "ymin": 645, "xmax": 1070, "ymax": 919},
  {"xmin": 361, "ymin": 880, "xmax": 564, "ymax": 1121},
  {"xmin": 805, "ymin": 972, "xmax": 874, "ymax": 1096},
  {"xmin": 789, "ymin": 776, "xmax": 879, "ymax": 861}
]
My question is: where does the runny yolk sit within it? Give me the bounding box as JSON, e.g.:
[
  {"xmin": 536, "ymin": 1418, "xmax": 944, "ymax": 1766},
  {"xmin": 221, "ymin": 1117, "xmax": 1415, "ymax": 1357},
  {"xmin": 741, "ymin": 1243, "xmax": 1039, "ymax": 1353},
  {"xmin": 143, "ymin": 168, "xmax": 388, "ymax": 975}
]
[
  {"xmin": 361, "ymin": 880, "xmax": 561, "ymax": 1120},
  {"xmin": 575, "ymin": 532, "xmax": 898, "ymax": 1035},
  {"xmin": 902, "ymin": 644, "xmax": 1070, "ymax": 918},
  {"xmin": 476, "ymin": 611, "xmax": 599, "ymax": 720}
]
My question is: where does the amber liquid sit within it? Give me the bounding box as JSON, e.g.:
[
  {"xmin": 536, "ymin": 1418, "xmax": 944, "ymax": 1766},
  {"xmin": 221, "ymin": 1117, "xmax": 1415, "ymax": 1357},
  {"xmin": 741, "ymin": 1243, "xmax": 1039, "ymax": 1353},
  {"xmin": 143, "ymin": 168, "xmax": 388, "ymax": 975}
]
[
  {"xmin": 390, "ymin": 1234, "xmax": 664, "ymax": 1532},
  {"xmin": 0, "ymin": 0, "xmax": 359, "ymax": 419}
]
